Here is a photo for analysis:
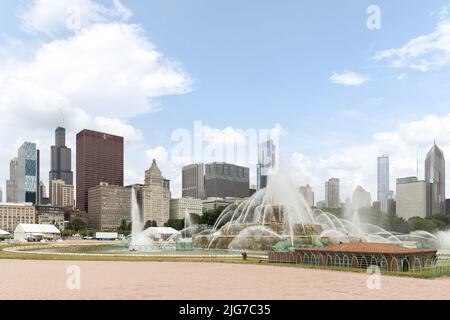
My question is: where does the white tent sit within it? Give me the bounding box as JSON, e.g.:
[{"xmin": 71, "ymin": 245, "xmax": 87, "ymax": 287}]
[
  {"xmin": 0, "ymin": 229, "xmax": 10, "ymax": 237},
  {"xmin": 14, "ymin": 224, "xmax": 61, "ymax": 243},
  {"xmin": 143, "ymin": 227, "xmax": 179, "ymax": 241}
]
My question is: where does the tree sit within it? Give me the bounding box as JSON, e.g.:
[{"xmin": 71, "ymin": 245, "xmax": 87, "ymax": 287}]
[
  {"xmin": 144, "ymin": 220, "xmax": 158, "ymax": 229},
  {"xmin": 200, "ymin": 206, "xmax": 227, "ymax": 227},
  {"xmin": 408, "ymin": 217, "xmax": 438, "ymax": 233},
  {"xmin": 164, "ymin": 219, "xmax": 185, "ymax": 231},
  {"xmin": 119, "ymin": 219, "xmax": 128, "ymax": 231},
  {"xmin": 67, "ymin": 219, "xmax": 87, "ymax": 232}
]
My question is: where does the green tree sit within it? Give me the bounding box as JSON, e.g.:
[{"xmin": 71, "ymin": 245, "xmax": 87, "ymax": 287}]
[
  {"xmin": 200, "ymin": 206, "xmax": 227, "ymax": 227},
  {"xmin": 66, "ymin": 219, "xmax": 87, "ymax": 232},
  {"xmin": 164, "ymin": 219, "xmax": 185, "ymax": 231},
  {"xmin": 144, "ymin": 220, "xmax": 158, "ymax": 229},
  {"xmin": 408, "ymin": 217, "xmax": 438, "ymax": 233}
]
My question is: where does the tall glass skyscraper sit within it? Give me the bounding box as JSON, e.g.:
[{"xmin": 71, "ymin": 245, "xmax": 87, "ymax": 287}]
[
  {"xmin": 257, "ymin": 140, "xmax": 276, "ymax": 190},
  {"xmin": 377, "ymin": 155, "xmax": 390, "ymax": 201},
  {"xmin": 17, "ymin": 142, "xmax": 38, "ymax": 204},
  {"xmin": 425, "ymin": 142, "xmax": 446, "ymax": 216}
]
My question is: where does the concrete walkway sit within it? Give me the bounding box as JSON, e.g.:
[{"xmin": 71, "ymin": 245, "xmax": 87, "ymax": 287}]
[{"xmin": 1, "ymin": 260, "xmax": 449, "ymax": 300}]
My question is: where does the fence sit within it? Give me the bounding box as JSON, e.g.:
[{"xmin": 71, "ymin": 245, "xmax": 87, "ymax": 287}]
[{"xmin": 269, "ymin": 251, "xmax": 449, "ymax": 276}]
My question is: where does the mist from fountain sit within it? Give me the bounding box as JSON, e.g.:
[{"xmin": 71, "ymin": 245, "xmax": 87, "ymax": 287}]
[{"xmin": 129, "ymin": 187, "xmax": 154, "ymax": 251}]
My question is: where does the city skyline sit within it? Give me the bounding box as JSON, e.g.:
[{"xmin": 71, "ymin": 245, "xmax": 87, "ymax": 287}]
[{"xmin": 1, "ymin": 1, "xmax": 450, "ymax": 201}]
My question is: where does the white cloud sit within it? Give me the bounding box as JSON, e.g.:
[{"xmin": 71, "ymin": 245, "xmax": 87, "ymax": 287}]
[
  {"xmin": 290, "ymin": 113, "xmax": 450, "ymax": 202},
  {"xmin": 19, "ymin": 0, "xmax": 132, "ymax": 36},
  {"xmin": 374, "ymin": 18, "xmax": 450, "ymax": 72},
  {"xmin": 329, "ymin": 72, "xmax": 368, "ymax": 86},
  {"xmin": 0, "ymin": 0, "xmax": 191, "ymax": 194}
]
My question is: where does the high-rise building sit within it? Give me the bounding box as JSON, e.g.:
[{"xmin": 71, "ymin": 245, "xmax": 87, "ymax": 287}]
[
  {"xmin": 49, "ymin": 127, "xmax": 73, "ymax": 186},
  {"xmin": 377, "ymin": 155, "xmax": 390, "ymax": 202},
  {"xmin": 16, "ymin": 142, "xmax": 39, "ymax": 204},
  {"xmin": 76, "ymin": 129, "xmax": 124, "ymax": 213},
  {"xmin": 425, "ymin": 142, "xmax": 446, "ymax": 216},
  {"xmin": 325, "ymin": 178, "xmax": 340, "ymax": 208},
  {"xmin": 6, "ymin": 158, "xmax": 18, "ymax": 203},
  {"xmin": 396, "ymin": 177, "xmax": 427, "ymax": 219},
  {"xmin": 88, "ymin": 183, "xmax": 131, "ymax": 230},
  {"xmin": 204, "ymin": 162, "xmax": 250, "ymax": 199},
  {"xmin": 299, "ymin": 184, "xmax": 315, "ymax": 207},
  {"xmin": 182, "ymin": 164, "xmax": 205, "ymax": 199},
  {"xmin": 50, "ymin": 179, "xmax": 74, "ymax": 209},
  {"xmin": 257, "ymin": 140, "xmax": 276, "ymax": 190},
  {"xmin": 351, "ymin": 186, "xmax": 372, "ymax": 211},
  {"xmin": 141, "ymin": 160, "xmax": 171, "ymax": 226}
]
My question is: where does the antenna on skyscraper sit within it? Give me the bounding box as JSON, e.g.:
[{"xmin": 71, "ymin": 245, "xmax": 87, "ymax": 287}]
[
  {"xmin": 417, "ymin": 147, "xmax": 419, "ymax": 179},
  {"xmin": 59, "ymin": 107, "xmax": 64, "ymax": 127}
]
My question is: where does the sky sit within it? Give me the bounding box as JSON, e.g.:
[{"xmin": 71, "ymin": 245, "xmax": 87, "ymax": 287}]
[{"xmin": 1, "ymin": 0, "xmax": 450, "ymax": 202}]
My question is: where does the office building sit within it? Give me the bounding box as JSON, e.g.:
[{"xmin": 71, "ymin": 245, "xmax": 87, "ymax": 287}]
[
  {"xmin": 352, "ymin": 186, "xmax": 372, "ymax": 211},
  {"xmin": 170, "ymin": 198, "xmax": 203, "ymax": 220},
  {"xmin": 257, "ymin": 140, "xmax": 276, "ymax": 190},
  {"xmin": 299, "ymin": 184, "xmax": 315, "ymax": 207},
  {"xmin": 325, "ymin": 178, "xmax": 340, "ymax": 208},
  {"xmin": 182, "ymin": 163, "xmax": 205, "ymax": 199},
  {"xmin": 396, "ymin": 177, "xmax": 427, "ymax": 219},
  {"xmin": 49, "ymin": 127, "xmax": 73, "ymax": 185},
  {"xmin": 425, "ymin": 142, "xmax": 446, "ymax": 216},
  {"xmin": 88, "ymin": 183, "xmax": 131, "ymax": 230},
  {"xmin": 141, "ymin": 160, "xmax": 171, "ymax": 227},
  {"xmin": 377, "ymin": 154, "xmax": 390, "ymax": 201},
  {"xmin": 6, "ymin": 158, "xmax": 18, "ymax": 203},
  {"xmin": 204, "ymin": 162, "xmax": 249, "ymax": 199},
  {"xmin": 17, "ymin": 142, "xmax": 39, "ymax": 204},
  {"xmin": 76, "ymin": 129, "xmax": 124, "ymax": 212},
  {"xmin": 35, "ymin": 205, "xmax": 65, "ymax": 229},
  {"xmin": 202, "ymin": 198, "xmax": 233, "ymax": 213},
  {"xmin": 50, "ymin": 179, "xmax": 74, "ymax": 209},
  {"xmin": 0, "ymin": 203, "xmax": 36, "ymax": 232}
]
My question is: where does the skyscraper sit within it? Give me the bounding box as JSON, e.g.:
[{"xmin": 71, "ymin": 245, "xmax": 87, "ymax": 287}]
[
  {"xmin": 17, "ymin": 142, "xmax": 38, "ymax": 204},
  {"xmin": 76, "ymin": 129, "xmax": 124, "ymax": 212},
  {"xmin": 182, "ymin": 163, "xmax": 205, "ymax": 199},
  {"xmin": 425, "ymin": 142, "xmax": 446, "ymax": 216},
  {"xmin": 299, "ymin": 184, "xmax": 315, "ymax": 207},
  {"xmin": 377, "ymin": 155, "xmax": 390, "ymax": 202},
  {"xmin": 49, "ymin": 127, "xmax": 73, "ymax": 185},
  {"xmin": 352, "ymin": 185, "xmax": 372, "ymax": 211},
  {"xmin": 325, "ymin": 178, "xmax": 340, "ymax": 209},
  {"xmin": 396, "ymin": 177, "xmax": 427, "ymax": 219},
  {"xmin": 142, "ymin": 159, "xmax": 171, "ymax": 226},
  {"xmin": 6, "ymin": 158, "xmax": 18, "ymax": 203},
  {"xmin": 205, "ymin": 162, "xmax": 250, "ymax": 199},
  {"xmin": 257, "ymin": 140, "xmax": 276, "ymax": 190}
]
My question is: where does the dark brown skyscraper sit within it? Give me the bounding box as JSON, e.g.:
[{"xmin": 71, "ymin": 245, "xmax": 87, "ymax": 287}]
[{"xmin": 76, "ymin": 130, "xmax": 124, "ymax": 213}]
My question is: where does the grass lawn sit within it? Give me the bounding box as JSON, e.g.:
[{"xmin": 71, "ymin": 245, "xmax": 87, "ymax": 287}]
[{"xmin": 1, "ymin": 243, "xmax": 446, "ymax": 279}]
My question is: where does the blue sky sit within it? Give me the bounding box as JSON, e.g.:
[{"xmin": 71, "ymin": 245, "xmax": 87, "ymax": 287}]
[{"xmin": 1, "ymin": 0, "xmax": 450, "ymax": 201}]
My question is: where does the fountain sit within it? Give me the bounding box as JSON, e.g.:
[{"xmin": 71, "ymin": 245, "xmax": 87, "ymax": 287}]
[
  {"xmin": 176, "ymin": 210, "xmax": 194, "ymax": 251},
  {"xmin": 128, "ymin": 187, "xmax": 157, "ymax": 252}
]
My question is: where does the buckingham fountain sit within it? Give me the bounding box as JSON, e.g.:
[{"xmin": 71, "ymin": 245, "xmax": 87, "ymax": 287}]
[{"xmin": 124, "ymin": 167, "xmax": 448, "ymax": 254}]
